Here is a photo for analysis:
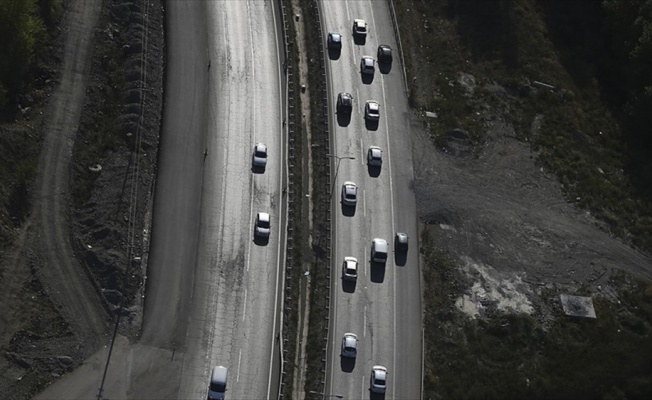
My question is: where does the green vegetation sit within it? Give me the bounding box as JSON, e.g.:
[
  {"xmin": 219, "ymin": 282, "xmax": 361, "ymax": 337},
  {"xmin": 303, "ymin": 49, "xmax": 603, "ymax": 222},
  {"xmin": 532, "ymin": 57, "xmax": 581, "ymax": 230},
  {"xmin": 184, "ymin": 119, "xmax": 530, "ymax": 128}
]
[
  {"xmin": 0, "ymin": 0, "xmax": 63, "ymax": 246},
  {"xmin": 395, "ymin": 0, "xmax": 652, "ymax": 251},
  {"xmin": 0, "ymin": 0, "xmax": 62, "ymax": 113},
  {"xmin": 422, "ymin": 226, "xmax": 652, "ymax": 399}
]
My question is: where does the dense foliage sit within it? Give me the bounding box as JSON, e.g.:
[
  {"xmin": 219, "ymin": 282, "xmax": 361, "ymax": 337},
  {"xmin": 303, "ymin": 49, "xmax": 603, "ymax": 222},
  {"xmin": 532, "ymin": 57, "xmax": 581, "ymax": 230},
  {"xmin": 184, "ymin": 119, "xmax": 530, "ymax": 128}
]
[{"xmin": 0, "ymin": 0, "xmax": 61, "ymax": 114}]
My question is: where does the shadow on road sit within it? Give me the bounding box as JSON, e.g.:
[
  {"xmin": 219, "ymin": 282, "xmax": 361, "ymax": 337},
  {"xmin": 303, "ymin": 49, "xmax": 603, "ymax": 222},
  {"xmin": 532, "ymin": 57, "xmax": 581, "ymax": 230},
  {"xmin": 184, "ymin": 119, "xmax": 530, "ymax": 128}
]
[
  {"xmin": 365, "ymin": 119, "xmax": 379, "ymax": 131},
  {"xmin": 253, "ymin": 235, "xmax": 269, "ymax": 246},
  {"xmin": 328, "ymin": 47, "xmax": 341, "ymax": 60},
  {"xmin": 340, "ymin": 356, "xmax": 356, "ymax": 373},
  {"xmin": 394, "ymin": 251, "xmax": 407, "ymax": 267},
  {"xmin": 367, "ymin": 165, "xmax": 381, "ymax": 178},
  {"xmin": 369, "ymin": 261, "xmax": 386, "ymax": 283},
  {"xmin": 251, "ymin": 165, "xmax": 266, "ymax": 174},
  {"xmin": 361, "ymin": 73, "xmax": 374, "ymax": 85},
  {"xmin": 353, "ymin": 35, "xmax": 366, "ymax": 46},
  {"xmin": 342, "ymin": 204, "xmax": 356, "ymax": 217},
  {"xmin": 342, "ymin": 279, "xmax": 357, "ymax": 293}
]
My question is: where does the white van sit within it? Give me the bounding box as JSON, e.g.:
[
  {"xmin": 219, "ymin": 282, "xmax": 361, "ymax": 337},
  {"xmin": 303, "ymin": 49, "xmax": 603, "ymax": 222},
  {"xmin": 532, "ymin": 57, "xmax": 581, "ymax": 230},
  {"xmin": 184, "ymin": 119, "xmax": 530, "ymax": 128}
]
[
  {"xmin": 208, "ymin": 366, "xmax": 228, "ymax": 400},
  {"xmin": 371, "ymin": 238, "xmax": 388, "ymax": 263}
]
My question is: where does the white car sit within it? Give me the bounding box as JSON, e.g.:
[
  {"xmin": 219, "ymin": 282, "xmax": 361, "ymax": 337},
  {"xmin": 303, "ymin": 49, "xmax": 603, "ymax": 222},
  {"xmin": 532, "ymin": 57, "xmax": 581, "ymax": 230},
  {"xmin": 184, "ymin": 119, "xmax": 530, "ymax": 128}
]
[
  {"xmin": 370, "ymin": 365, "xmax": 388, "ymax": 393},
  {"xmin": 341, "ymin": 181, "xmax": 358, "ymax": 206},
  {"xmin": 252, "ymin": 143, "xmax": 268, "ymax": 168},
  {"xmin": 342, "ymin": 256, "xmax": 358, "ymax": 281},
  {"xmin": 365, "ymin": 100, "xmax": 380, "ymax": 120},
  {"xmin": 360, "ymin": 56, "xmax": 375, "ymax": 75},
  {"xmin": 254, "ymin": 212, "xmax": 271, "ymax": 238},
  {"xmin": 353, "ymin": 19, "xmax": 368, "ymax": 37},
  {"xmin": 367, "ymin": 146, "xmax": 382, "ymax": 167},
  {"xmin": 341, "ymin": 333, "xmax": 358, "ymax": 357}
]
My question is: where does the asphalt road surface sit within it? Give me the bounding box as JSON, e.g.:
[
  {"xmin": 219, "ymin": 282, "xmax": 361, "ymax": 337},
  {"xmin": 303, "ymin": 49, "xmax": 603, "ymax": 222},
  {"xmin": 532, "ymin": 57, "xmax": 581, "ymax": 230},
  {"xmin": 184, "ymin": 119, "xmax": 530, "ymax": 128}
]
[
  {"xmin": 320, "ymin": 1, "xmax": 422, "ymax": 399},
  {"xmin": 36, "ymin": 1, "xmax": 285, "ymax": 399}
]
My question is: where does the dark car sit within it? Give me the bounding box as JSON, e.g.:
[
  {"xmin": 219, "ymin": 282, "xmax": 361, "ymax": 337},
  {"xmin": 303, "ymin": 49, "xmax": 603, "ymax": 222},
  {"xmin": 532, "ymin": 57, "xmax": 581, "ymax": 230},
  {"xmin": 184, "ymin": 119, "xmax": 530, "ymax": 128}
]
[
  {"xmin": 328, "ymin": 32, "xmax": 342, "ymax": 50},
  {"xmin": 395, "ymin": 232, "xmax": 408, "ymax": 253},
  {"xmin": 377, "ymin": 44, "xmax": 393, "ymax": 64},
  {"xmin": 336, "ymin": 92, "xmax": 353, "ymax": 114}
]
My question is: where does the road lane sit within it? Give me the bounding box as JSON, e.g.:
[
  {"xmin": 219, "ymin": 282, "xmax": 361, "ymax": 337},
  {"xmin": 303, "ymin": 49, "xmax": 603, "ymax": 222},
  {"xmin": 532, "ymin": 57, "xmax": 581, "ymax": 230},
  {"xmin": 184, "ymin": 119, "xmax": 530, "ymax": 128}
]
[{"xmin": 322, "ymin": 0, "xmax": 422, "ymax": 398}]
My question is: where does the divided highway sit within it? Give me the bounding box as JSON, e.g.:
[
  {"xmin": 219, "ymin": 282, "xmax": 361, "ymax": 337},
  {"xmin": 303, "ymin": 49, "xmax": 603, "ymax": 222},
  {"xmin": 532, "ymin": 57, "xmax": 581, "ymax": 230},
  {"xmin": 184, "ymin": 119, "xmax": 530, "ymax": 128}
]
[{"xmin": 320, "ymin": 1, "xmax": 422, "ymax": 398}]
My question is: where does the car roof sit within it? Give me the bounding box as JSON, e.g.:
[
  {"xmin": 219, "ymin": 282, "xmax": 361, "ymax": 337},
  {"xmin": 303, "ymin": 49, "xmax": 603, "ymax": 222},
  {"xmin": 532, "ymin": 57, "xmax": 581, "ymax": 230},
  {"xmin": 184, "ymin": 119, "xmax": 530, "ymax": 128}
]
[{"xmin": 373, "ymin": 365, "xmax": 387, "ymax": 375}]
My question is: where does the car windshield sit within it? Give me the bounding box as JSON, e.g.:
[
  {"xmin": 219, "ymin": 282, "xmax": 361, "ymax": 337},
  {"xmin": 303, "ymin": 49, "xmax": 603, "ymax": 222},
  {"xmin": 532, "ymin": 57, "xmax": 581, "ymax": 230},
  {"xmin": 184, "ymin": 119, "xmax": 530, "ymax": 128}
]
[
  {"xmin": 258, "ymin": 219, "xmax": 270, "ymax": 228},
  {"xmin": 255, "ymin": 149, "xmax": 266, "ymax": 157}
]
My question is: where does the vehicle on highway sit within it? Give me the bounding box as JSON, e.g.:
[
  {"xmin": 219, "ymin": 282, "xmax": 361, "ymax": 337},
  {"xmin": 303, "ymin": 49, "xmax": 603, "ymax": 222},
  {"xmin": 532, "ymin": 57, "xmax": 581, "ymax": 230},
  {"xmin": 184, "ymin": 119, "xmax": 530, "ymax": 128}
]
[
  {"xmin": 377, "ymin": 44, "xmax": 393, "ymax": 64},
  {"xmin": 341, "ymin": 333, "xmax": 358, "ymax": 358},
  {"xmin": 341, "ymin": 181, "xmax": 358, "ymax": 206},
  {"xmin": 327, "ymin": 32, "xmax": 342, "ymax": 50},
  {"xmin": 336, "ymin": 92, "xmax": 353, "ymax": 114},
  {"xmin": 367, "ymin": 146, "xmax": 382, "ymax": 167},
  {"xmin": 254, "ymin": 212, "xmax": 271, "ymax": 238},
  {"xmin": 252, "ymin": 143, "xmax": 268, "ymax": 168},
  {"xmin": 342, "ymin": 256, "xmax": 358, "ymax": 281},
  {"xmin": 360, "ymin": 56, "xmax": 375, "ymax": 75},
  {"xmin": 352, "ymin": 19, "xmax": 368, "ymax": 37},
  {"xmin": 208, "ymin": 366, "xmax": 228, "ymax": 400},
  {"xmin": 365, "ymin": 100, "xmax": 380, "ymax": 121},
  {"xmin": 370, "ymin": 365, "xmax": 388, "ymax": 393},
  {"xmin": 395, "ymin": 232, "xmax": 409, "ymax": 253},
  {"xmin": 371, "ymin": 238, "xmax": 388, "ymax": 263}
]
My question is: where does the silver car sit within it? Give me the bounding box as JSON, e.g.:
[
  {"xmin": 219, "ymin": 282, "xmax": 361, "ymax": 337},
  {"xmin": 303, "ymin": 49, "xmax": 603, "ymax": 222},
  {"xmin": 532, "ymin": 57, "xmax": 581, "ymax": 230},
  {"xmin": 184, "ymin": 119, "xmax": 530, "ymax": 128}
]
[
  {"xmin": 370, "ymin": 365, "xmax": 388, "ymax": 393},
  {"xmin": 252, "ymin": 143, "xmax": 268, "ymax": 168},
  {"xmin": 342, "ymin": 256, "xmax": 358, "ymax": 281},
  {"xmin": 367, "ymin": 146, "xmax": 382, "ymax": 167},
  {"xmin": 365, "ymin": 100, "xmax": 380, "ymax": 120},
  {"xmin": 254, "ymin": 212, "xmax": 271, "ymax": 238},
  {"xmin": 341, "ymin": 181, "xmax": 358, "ymax": 206},
  {"xmin": 341, "ymin": 333, "xmax": 358, "ymax": 357},
  {"xmin": 360, "ymin": 56, "xmax": 375, "ymax": 75}
]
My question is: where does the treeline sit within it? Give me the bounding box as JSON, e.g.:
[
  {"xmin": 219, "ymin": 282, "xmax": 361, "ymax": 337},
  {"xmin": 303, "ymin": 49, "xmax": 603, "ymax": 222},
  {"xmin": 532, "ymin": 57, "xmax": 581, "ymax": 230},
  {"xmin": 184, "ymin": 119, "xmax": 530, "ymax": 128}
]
[
  {"xmin": 0, "ymin": 0, "xmax": 62, "ymax": 116},
  {"xmin": 446, "ymin": 0, "xmax": 652, "ymax": 196},
  {"xmin": 539, "ymin": 0, "xmax": 652, "ymax": 196}
]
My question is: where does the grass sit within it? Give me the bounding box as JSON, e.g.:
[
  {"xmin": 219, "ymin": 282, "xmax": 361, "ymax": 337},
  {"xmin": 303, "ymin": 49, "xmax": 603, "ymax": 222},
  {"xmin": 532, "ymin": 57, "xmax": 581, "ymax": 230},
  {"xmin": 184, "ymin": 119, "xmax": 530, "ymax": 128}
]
[
  {"xmin": 394, "ymin": 0, "xmax": 652, "ymax": 251},
  {"xmin": 421, "ymin": 226, "xmax": 652, "ymax": 399}
]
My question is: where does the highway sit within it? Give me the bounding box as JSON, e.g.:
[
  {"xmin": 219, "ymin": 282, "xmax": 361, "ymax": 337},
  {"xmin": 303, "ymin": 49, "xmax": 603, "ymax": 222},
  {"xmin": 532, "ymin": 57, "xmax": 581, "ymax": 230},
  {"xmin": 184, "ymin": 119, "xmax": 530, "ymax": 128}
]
[{"xmin": 320, "ymin": 0, "xmax": 422, "ymax": 398}]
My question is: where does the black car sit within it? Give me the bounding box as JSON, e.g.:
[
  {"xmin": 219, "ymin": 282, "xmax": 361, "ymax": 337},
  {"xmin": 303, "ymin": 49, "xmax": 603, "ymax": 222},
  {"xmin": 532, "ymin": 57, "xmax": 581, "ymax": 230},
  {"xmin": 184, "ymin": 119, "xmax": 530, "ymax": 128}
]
[
  {"xmin": 328, "ymin": 32, "xmax": 342, "ymax": 50},
  {"xmin": 377, "ymin": 44, "xmax": 393, "ymax": 64},
  {"xmin": 336, "ymin": 92, "xmax": 353, "ymax": 114}
]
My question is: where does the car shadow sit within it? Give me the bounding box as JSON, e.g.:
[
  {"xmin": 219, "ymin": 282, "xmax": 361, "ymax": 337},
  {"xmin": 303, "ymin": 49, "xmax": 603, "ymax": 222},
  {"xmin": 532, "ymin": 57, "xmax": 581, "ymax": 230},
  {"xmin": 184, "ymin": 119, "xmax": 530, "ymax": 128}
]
[
  {"xmin": 337, "ymin": 112, "xmax": 351, "ymax": 127},
  {"xmin": 253, "ymin": 235, "xmax": 269, "ymax": 246},
  {"xmin": 353, "ymin": 35, "xmax": 366, "ymax": 46},
  {"xmin": 361, "ymin": 73, "xmax": 374, "ymax": 85},
  {"xmin": 367, "ymin": 164, "xmax": 381, "ymax": 178},
  {"xmin": 340, "ymin": 356, "xmax": 356, "ymax": 373},
  {"xmin": 341, "ymin": 204, "xmax": 356, "ymax": 217},
  {"xmin": 365, "ymin": 119, "xmax": 379, "ymax": 131},
  {"xmin": 370, "ymin": 391, "xmax": 386, "ymax": 399},
  {"xmin": 342, "ymin": 279, "xmax": 357, "ymax": 293},
  {"xmin": 251, "ymin": 165, "xmax": 266, "ymax": 174},
  {"xmin": 369, "ymin": 261, "xmax": 386, "ymax": 283},
  {"xmin": 378, "ymin": 62, "xmax": 392, "ymax": 74},
  {"xmin": 328, "ymin": 47, "xmax": 341, "ymax": 60},
  {"xmin": 394, "ymin": 251, "xmax": 407, "ymax": 266}
]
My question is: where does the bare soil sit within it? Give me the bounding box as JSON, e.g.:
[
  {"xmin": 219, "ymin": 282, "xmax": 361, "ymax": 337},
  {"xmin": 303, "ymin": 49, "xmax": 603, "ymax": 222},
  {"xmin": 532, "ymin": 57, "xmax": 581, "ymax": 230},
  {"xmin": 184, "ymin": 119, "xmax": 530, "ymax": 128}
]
[{"xmin": 0, "ymin": 0, "xmax": 164, "ymax": 398}]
